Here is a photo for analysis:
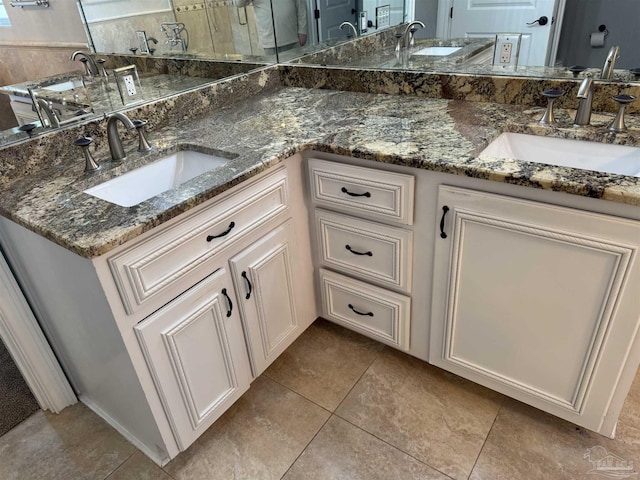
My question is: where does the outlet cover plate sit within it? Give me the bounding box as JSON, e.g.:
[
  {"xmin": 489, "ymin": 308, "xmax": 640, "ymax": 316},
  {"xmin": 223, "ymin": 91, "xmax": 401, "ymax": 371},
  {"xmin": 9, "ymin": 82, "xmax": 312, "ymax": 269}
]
[{"xmin": 493, "ymin": 33, "xmax": 521, "ymax": 68}]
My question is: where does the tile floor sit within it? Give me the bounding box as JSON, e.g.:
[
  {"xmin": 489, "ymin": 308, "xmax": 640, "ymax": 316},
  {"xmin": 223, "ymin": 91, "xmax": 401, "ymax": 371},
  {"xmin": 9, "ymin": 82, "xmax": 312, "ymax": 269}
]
[{"xmin": 2, "ymin": 318, "xmax": 640, "ymax": 480}]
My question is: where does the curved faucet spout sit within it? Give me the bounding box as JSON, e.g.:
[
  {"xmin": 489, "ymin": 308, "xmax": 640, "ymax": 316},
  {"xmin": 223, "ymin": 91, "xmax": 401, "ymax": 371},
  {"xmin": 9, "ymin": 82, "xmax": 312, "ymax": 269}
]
[
  {"xmin": 70, "ymin": 51, "xmax": 99, "ymax": 77},
  {"xmin": 36, "ymin": 98, "xmax": 60, "ymax": 128},
  {"xmin": 339, "ymin": 21, "xmax": 358, "ymax": 38},
  {"xmin": 403, "ymin": 20, "xmax": 426, "ymax": 47},
  {"xmin": 106, "ymin": 112, "xmax": 136, "ymax": 161}
]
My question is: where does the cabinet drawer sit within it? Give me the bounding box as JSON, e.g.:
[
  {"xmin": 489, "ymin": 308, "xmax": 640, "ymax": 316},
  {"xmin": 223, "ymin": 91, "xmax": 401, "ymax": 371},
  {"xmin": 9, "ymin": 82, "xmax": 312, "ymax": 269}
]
[
  {"xmin": 315, "ymin": 209, "xmax": 413, "ymax": 292},
  {"xmin": 109, "ymin": 168, "xmax": 289, "ymax": 316},
  {"xmin": 320, "ymin": 268, "xmax": 411, "ymax": 350},
  {"xmin": 308, "ymin": 158, "xmax": 415, "ymax": 225}
]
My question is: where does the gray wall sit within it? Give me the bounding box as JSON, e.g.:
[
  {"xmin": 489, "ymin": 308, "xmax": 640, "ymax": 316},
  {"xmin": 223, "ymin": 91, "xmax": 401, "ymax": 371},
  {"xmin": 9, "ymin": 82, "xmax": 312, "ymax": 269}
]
[
  {"xmin": 556, "ymin": 0, "xmax": 639, "ymax": 69},
  {"xmin": 414, "ymin": 0, "xmax": 438, "ymax": 38}
]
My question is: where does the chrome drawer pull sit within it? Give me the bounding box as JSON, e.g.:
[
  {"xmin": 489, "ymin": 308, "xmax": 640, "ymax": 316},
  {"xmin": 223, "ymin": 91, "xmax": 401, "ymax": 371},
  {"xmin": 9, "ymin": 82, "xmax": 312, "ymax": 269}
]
[
  {"xmin": 345, "ymin": 244, "xmax": 373, "ymax": 257},
  {"xmin": 341, "ymin": 186, "xmax": 371, "ymax": 198},
  {"xmin": 348, "ymin": 303, "xmax": 374, "ymax": 317},
  {"xmin": 207, "ymin": 221, "xmax": 235, "ymax": 242}
]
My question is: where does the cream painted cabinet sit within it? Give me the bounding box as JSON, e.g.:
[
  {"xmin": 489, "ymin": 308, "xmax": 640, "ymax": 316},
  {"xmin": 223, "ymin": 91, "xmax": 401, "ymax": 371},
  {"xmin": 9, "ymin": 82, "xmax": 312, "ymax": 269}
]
[
  {"xmin": 430, "ymin": 185, "xmax": 640, "ymax": 436},
  {"xmin": 229, "ymin": 220, "xmax": 302, "ymax": 377},
  {"xmin": 134, "ymin": 267, "xmax": 251, "ymax": 451}
]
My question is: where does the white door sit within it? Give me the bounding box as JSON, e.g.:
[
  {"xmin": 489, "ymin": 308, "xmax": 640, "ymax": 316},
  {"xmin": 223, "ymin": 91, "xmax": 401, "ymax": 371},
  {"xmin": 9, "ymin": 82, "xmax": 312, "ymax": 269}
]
[
  {"xmin": 316, "ymin": 0, "xmax": 356, "ymax": 41},
  {"xmin": 430, "ymin": 186, "xmax": 640, "ymax": 436},
  {"xmin": 448, "ymin": 0, "xmax": 559, "ymax": 66},
  {"xmin": 135, "ymin": 267, "xmax": 251, "ymax": 451},
  {"xmin": 230, "ymin": 220, "xmax": 302, "ymax": 377}
]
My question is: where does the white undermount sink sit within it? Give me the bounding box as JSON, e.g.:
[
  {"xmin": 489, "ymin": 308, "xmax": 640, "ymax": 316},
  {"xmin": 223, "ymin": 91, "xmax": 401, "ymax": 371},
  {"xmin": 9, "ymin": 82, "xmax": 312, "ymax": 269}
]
[
  {"xmin": 84, "ymin": 150, "xmax": 235, "ymax": 207},
  {"xmin": 480, "ymin": 133, "xmax": 640, "ymax": 177},
  {"xmin": 413, "ymin": 46, "xmax": 462, "ymax": 56}
]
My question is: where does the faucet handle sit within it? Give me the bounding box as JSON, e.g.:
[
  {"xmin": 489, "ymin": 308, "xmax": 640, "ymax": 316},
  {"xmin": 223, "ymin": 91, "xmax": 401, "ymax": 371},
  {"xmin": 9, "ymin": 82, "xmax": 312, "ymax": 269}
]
[
  {"xmin": 539, "ymin": 89, "xmax": 564, "ymax": 125},
  {"xmin": 568, "ymin": 65, "xmax": 587, "ymax": 78},
  {"xmin": 133, "ymin": 119, "xmax": 153, "ymax": 152},
  {"xmin": 74, "ymin": 136, "xmax": 100, "ymax": 173},
  {"xmin": 608, "ymin": 94, "xmax": 637, "ymax": 133}
]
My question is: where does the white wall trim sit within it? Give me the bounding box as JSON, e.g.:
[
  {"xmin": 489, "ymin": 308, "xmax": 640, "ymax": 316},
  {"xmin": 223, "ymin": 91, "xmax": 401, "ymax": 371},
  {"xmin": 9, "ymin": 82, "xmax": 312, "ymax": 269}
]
[
  {"xmin": 81, "ymin": 395, "xmax": 171, "ymax": 467},
  {"xmin": 0, "ymin": 253, "xmax": 76, "ymax": 414},
  {"xmin": 0, "ymin": 41, "xmax": 88, "ymax": 48}
]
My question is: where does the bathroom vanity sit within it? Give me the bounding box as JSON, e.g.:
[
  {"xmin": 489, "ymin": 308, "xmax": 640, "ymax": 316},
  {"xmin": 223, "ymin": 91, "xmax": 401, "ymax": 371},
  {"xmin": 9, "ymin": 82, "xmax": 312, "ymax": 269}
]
[{"xmin": 0, "ymin": 73, "xmax": 639, "ymax": 466}]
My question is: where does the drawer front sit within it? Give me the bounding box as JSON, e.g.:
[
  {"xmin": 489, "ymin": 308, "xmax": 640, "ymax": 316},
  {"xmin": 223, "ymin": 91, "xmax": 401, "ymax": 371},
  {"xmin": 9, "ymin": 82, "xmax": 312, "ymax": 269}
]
[
  {"xmin": 320, "ymin": 268, "xmax": 411, "ymax": 350},
  {"xmin": 109, "ymin": 168, "xmax": 289, "ymax": 316},
  {"xmin": 308, "ymin": 158, "xmax": 415, "ymax": 225},
  {"xmin": 315, "ymin": 209, "xmax": 413, "ymax": 293}
]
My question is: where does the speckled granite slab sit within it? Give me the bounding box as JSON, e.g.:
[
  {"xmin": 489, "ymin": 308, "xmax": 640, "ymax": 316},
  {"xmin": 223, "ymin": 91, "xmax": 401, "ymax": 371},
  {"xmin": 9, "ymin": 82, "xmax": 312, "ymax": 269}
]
[
  {"xmin": 1, "ymin": 85, "xmax": 638, "ymax": 258},
  {"xmin": 280, "ymin": 65, "xmax": 640, "ymax": 114}
]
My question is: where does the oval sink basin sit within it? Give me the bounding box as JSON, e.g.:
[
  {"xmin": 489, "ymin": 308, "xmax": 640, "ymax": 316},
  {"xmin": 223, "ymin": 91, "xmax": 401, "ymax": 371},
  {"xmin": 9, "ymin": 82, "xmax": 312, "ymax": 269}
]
[
  {"xmin": 84, "ymin": 150, "xmax": 236, "ymax": 207},
  {"xmin": 480, "ymin": 133, "xmax": 640, "ymax": 177},
  {"xmin": 413, "ymin": 46, "xmax": 462, "ymax": 56}
]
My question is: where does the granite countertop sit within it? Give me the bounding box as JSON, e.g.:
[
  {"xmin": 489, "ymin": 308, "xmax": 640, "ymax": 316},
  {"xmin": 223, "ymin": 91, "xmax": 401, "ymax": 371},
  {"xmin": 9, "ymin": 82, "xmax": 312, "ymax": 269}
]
[{"xmin": 1, "ymin": 86, "xmax": 639, "ymax": 259}]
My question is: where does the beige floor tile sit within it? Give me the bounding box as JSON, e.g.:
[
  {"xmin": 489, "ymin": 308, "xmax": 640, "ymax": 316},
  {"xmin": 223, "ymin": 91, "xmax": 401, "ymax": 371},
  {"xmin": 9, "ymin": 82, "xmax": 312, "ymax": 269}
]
[
  {"xmin": 0, "ymin": 402, "xmax": 135, "ymax": 480},
  {"xmin": 283, "ymin": 415, "xmax": 452, "ymax": 480},
  {"xmin": 615, "ymin": 368, "xmax": 640, "ymax": 445},
  {"xmin": 470, "ymin": 399, "xmax": 640, "ymax": 480},
  {"xmin": 106, "ymin": 451, "xmax": 172, "ymax": 480},
  {"xmin": 264, "ymin": 319, "xmax": 384, "ymax": 411},
  {"xmin": 335, "ymin": 348, "xmax": 504, "ymax": 480},
  {"xmin": 164, "ymin": 376, "xmax": 330, "ymax": 480}
]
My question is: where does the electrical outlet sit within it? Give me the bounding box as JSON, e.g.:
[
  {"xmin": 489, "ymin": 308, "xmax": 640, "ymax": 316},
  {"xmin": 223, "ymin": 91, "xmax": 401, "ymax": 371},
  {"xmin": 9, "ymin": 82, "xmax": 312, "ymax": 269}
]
[
  {"xmin": 376, "ymin": 5, "xmax": 391, "ymax": 29},
  {"xmin": 500, "ymin": 43, "xmax": 512, "ymax": 63},
  {"xmin": 123, "ymin": 74, "xmax": 137, "ymax": 96},
  {"xmin": 493, "ymin": 33, "xmax": 521, "ymax": 67}
]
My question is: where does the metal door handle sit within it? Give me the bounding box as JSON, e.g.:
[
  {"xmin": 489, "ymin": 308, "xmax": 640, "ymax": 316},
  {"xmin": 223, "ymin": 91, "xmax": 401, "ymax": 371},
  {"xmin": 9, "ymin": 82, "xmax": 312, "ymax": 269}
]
[{"xmin": 527, "ymin": 16, "xmax": 548, "ymax": 26}]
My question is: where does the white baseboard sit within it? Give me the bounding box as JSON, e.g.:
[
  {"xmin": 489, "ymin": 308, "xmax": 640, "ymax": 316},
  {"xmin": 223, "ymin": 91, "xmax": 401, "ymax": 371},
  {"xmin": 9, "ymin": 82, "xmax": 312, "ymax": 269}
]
[{"xmin": 80, "ymin": 396, "xmax": 171, "ymax": 467}]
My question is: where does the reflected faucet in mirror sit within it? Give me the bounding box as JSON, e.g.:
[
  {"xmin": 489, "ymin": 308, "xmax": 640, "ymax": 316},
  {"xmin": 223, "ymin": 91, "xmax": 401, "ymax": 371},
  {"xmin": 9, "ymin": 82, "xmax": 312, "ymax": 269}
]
[
  {"xmin": 601, "ymin": 46, "xmax": 620, "ymax": 80},
  {"xmin": 404, "ymin": 21, "xmax": 425, "ymax": 48},
  {"xmin": 339, "ymin": 22, "xmax": 358, "ymax": 39},
  {"xmin": 35, "ymin": 98, "xmax": 60, "ymax": 128},
  {"xmin": 70, "ymin": 51, "xmax": 99, "ymax": 78},
  {"xmin": 160, "ymin": 22, "xmax": 189, "ymax": 52}
]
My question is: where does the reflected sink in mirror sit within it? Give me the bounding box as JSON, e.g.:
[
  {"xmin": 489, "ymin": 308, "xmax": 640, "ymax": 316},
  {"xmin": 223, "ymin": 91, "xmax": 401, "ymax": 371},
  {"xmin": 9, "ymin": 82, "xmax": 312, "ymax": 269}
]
[
  {"xmin": 480, "ymin": 133, "xmax": 640, "ymax": 177},
  {"xmin": 84, "ymin": 149, "xmax": 237, "ymax": 207},
  {"xmin": 413, "ymin": 46, "xmax": 462, "ymax": 56},
  {"xmin": 42, "ymin": 79, "xmax": 85, "ymax": 92}
]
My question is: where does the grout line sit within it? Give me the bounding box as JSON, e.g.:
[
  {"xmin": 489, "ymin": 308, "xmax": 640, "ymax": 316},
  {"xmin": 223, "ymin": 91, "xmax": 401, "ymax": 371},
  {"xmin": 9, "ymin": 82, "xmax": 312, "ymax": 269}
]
[
  {"xmin": 466, "ymin": 397, "xmax": 506, "ymax": 480},
  {"xmin": 102, "ymin": 450, "xmax": 137, "ymax": 480},
  {"xmin": 335, "ymin": 414, "xmax": 455, "ymax": 480},
  {"xmin": 332, "ymin": 345, "xmax": 386, "ymax": 413},
  {"xmin": 278, "ymin": 413, "xmax": 333, "ymax": 480},
  {"xmin": 261, "ymin": 374, "xmax": 333, "ymax": 414}
]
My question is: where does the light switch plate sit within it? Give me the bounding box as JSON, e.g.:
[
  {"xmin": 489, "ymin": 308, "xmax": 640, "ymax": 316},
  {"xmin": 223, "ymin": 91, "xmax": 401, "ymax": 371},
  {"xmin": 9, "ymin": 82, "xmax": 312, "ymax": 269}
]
[
  {"xmin": 493, "ymin": 33, "xmax": 521, "ymax": 68},
  {"xmin": 376, "ymin": 5, "xmax": 390, "ymax": 29}
]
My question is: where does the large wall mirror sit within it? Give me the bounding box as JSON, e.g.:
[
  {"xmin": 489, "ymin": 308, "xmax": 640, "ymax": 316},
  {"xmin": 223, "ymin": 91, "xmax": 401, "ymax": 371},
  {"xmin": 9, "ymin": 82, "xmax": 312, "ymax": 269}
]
[{"xmin": 287, "ymin": 0, "xmax": 640, "ymax": 81}]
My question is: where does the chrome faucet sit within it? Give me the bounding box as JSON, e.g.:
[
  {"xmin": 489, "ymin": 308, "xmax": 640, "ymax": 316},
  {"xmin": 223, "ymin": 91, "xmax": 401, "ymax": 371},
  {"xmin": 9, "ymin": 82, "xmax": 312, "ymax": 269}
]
[
  {"xmin": 574, "ymin": 73, "xmax": 594, "ymax": 126},
  {"xmin": 403, "ymin": 21, "xmax": 425, "ymax": 47},
  {"xmin": 601, "ymin": 46, "xmax": 620, "ymax": 80},
  {"xmin": 106, "ymin": 112, "xmax": 136, "ymax": 161},
  {"xmin": 160, "ymin": 23, "xmax": 189, "ymax": 51},
  {"xmin": 36, "ymin": 98, "xmax": 60, "ymax": 128},
  {"xmin": 339, "ymin": 21, "xmax": 358, "ymax": 38},
  {"xmin": 70, "ymin": 51, "xmax": 99, "ymax": 77}
]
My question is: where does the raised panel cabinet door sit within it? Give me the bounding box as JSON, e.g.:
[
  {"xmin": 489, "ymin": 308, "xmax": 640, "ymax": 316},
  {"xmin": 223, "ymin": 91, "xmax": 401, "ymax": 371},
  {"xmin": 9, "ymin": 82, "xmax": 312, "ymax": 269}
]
[
  {"xmin": 430, "ymin": 185, "xmax": 640, "ymax": 436},
  {"xmin": 230, "ymin": 220, "xmax": 302, "ymax": 377},
  {"xmin": 135, "ymin": 267, "xmax": 251, "ymax": 451}
]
